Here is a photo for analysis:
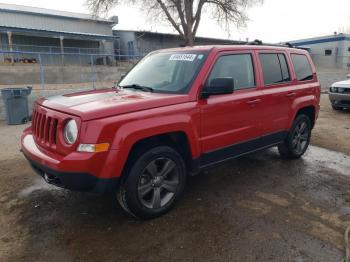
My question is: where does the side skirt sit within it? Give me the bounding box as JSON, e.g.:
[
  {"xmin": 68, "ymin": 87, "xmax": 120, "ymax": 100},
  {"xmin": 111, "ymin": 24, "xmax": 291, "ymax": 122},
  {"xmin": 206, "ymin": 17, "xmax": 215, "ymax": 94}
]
[{"xmin": 194, "ymin": 131, "xmax": 288, "ymax": 172}]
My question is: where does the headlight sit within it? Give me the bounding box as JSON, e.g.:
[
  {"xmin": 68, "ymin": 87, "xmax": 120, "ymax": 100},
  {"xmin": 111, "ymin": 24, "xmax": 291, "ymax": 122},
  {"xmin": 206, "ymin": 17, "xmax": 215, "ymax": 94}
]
[
  {"xmin": 330, "ymin": 87, "xmax": 338, "ymax": 93},
  {"xmin": 64, "ymin": 119, "xmax": 78, "ymax": 145}
]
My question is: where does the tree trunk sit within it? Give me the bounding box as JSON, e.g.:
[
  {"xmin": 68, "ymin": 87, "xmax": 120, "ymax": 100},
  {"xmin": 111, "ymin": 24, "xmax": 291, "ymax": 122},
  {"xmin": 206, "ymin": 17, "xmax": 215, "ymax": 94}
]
[
  {"xmin": 183, "ymin": 32, "xmax": 195, "ymax": 46},
  {"xmin": 188, "ymin": 35, "xmax": 194, "ymax": 46}
]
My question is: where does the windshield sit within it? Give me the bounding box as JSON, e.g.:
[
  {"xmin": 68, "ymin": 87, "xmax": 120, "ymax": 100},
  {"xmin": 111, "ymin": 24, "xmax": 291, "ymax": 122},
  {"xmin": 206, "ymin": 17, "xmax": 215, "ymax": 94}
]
[{"xmin": 119, "ymin": 51, "xmax": 208, "ymax": 94}]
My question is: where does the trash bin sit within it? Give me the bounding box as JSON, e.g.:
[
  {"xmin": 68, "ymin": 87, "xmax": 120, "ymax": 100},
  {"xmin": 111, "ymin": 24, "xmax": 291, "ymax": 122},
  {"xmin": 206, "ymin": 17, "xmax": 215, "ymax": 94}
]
[{"xmin": 1, "ymin": 86, "xmax": 32, "ymax": 125}]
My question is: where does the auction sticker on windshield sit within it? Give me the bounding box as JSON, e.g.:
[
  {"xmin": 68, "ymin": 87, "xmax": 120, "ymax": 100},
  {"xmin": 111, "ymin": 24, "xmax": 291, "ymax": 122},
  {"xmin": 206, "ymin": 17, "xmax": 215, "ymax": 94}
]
[{"xmin": 169, "ymin": 54, "xmax": 197, "ymax": 62}]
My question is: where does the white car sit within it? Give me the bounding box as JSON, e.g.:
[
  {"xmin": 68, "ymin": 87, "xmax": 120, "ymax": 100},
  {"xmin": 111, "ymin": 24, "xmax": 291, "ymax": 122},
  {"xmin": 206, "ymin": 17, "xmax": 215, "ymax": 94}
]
[{"xmin": 329, "ymin": 76, "xmax": 350, "ymax": 110}]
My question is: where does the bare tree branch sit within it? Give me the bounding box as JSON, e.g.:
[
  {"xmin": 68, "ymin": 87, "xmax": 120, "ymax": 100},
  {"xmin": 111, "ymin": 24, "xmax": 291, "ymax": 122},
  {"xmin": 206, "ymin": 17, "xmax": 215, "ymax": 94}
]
[{"xmin": 86, "ymin": 0, "xmax": 263, "ymax": 46}]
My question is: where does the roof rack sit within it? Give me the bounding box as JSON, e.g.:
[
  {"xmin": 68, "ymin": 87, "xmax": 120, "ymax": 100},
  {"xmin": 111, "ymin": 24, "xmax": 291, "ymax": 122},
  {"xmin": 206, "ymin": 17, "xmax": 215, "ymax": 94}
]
[{"xmin": 246, "ymin": 39, "xmax": 295, "ymax": 48}]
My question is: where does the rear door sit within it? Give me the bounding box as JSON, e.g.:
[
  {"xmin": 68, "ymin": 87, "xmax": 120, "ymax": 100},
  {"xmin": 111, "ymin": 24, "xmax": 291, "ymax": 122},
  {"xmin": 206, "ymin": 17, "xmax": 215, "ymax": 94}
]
[
  {"xmin": 289, "ymin": 52, "xmax": 320, "ymax": 120},
  {"xmin": 199, "ymin": 50, "xmax": 264, "ymax": 165},
  {"xmin": 257, "ymin": 51, "xmax": 295, "ymax": 135}
]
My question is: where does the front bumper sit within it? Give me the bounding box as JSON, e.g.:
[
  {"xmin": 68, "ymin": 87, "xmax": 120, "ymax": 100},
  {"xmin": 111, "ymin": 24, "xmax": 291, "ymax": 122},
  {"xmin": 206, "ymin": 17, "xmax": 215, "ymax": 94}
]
[
  {"xmin": 21, "ymin": 133, "xmax": 119, "ymax": 193},
  {"xmin": 329, "ymin": 92, "xmax": 350, "ymax": 108}
]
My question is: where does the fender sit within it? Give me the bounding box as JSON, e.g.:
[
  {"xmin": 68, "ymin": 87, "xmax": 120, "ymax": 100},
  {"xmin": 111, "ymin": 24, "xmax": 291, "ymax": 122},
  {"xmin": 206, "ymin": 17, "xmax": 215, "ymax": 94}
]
[
  {"xmin": 111, "ymin": 114, "xmax": 200, "ymax": 152},
  {"xmin": 107, "ymin": 112, "xmax": 201, "ymax": 178},
  {"xmin": 288, "ymin": 94, "xmax": 317, "ymax": 129}
]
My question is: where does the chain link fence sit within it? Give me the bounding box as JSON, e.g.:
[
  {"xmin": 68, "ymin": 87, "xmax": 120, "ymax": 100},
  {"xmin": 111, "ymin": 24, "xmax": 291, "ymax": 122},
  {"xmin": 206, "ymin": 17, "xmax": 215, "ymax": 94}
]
[
  {"xmin": 0, "ymin": 50, "xmax": 141, "ymax": 90},
  {"xmin": 0, "ymin": 49, "xmax": 143, "ymax": 120},
  {"xmin": 1, "ymin": 47, "xmax": 349, "ymax": 120}
]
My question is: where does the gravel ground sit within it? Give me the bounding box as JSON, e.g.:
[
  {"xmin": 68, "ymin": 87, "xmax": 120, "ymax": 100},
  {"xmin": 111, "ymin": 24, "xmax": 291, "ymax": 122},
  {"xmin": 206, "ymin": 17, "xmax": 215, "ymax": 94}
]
[
  {"xmin": 0, "ymin": 93, "xmax": 349, "ymax": 262},
  {"xmin": 312, "ymin": 95, "xmax": 350, "ymax": 155}
]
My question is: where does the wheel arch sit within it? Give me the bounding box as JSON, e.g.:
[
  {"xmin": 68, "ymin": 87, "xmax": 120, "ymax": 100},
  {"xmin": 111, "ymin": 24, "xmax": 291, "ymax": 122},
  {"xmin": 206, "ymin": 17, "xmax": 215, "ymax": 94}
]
[
  {"xmin": 126, "ymin": 131, "xmax": 195, "ymax": 175},
  {"xmin": 295, "ymin": 106, "xmax": 316, "ymax": 128},
  {"xmin": 289, "ymin": 97, "xmax": 317, "ymax": 129},
  {"xmin": 110, "ymin": 120, "xmax": 200, "ymax": 180}
]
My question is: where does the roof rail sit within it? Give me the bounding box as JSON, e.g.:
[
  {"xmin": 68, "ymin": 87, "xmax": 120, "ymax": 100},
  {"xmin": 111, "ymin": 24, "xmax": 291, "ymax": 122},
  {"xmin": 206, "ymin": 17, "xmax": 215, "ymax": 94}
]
[
  {"xmin": 214, "ymin": 40, "xmax": 307, "ymax": 50},
  {"xmin": 246, "ymin": 39, "xmax": 295, "ymax": 48},
  {"xmin": 247, "ymin": 39, "xmax": 264, "ymax": 45}
]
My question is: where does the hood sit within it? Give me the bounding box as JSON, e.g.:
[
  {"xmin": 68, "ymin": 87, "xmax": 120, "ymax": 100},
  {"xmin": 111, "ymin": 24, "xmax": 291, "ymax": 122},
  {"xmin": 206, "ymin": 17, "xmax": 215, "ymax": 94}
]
[
  {"xmin": 332, "ymin": 79, "xmax": 350, "ymax": 88},
  {"xmin": 39, "ymin": 88, "xmax": 190, "ymax": 120}
]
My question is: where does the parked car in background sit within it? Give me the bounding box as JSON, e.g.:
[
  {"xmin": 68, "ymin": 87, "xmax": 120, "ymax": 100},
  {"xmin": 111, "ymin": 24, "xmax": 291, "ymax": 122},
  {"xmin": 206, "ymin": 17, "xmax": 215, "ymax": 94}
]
[
  {"xmin": 329, "ymin": 75, "xmax": 350, "ymax": 110},
  {"xmin": 21, "ymin": 45, "xmax": 320, "ymax": 219}
]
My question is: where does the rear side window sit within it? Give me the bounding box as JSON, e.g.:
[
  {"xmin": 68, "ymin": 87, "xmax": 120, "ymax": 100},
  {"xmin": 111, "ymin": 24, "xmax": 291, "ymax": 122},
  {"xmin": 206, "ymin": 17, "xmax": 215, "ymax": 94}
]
[
  {"xmin": 291, "ymin": 54, "xmax": 313, "ymax": 81},
  {"xmin": 259, "ymin": 53, "xmax": 290, "ymax": 85},
  {"xmin": 208, "ymin": 54, "xmax": 255, "ymax": 90}
]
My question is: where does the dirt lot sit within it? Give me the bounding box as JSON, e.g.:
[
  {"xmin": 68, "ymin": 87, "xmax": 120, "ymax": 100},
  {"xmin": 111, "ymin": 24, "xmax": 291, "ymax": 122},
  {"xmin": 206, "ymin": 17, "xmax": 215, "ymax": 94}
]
[
  {"xmin": 312, "ymin": 95, "xmax": 350, "ymax": 155},
  {"xmin": 0, "ymin": 94, "xmax": 349, "ymax": 262}
]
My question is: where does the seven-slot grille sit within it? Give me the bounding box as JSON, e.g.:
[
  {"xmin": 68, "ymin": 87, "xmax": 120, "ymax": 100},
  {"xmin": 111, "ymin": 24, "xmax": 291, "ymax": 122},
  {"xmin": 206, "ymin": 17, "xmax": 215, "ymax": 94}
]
[{"xmin": 32, "ymin": 109, "xmax": 58, "ymax": 145}]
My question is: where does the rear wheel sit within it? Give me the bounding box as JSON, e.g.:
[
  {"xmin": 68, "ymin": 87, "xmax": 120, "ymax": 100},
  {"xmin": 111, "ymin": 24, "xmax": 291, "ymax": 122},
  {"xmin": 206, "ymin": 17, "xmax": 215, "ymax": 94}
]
[
  {"xmin": 278, "ymin": 114, "xmax": 312, "ymax": 159},
  {"xmin": 117, "ymin": 146, "xmax": 186, "ymax": 219}
]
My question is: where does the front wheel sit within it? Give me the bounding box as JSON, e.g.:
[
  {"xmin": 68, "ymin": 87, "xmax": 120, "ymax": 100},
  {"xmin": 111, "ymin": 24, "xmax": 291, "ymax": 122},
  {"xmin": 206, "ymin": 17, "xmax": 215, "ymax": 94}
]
[
  {"xmin": 332, "ymin": 104, "xmax": 343, "ymax": 111},
  {"xmin": 117, "ymin": 146, "xmax": 187, "ymax": 219},
  {"xmin": 278, "ymin": 114, "xmax": 312, "ymax": 159}
]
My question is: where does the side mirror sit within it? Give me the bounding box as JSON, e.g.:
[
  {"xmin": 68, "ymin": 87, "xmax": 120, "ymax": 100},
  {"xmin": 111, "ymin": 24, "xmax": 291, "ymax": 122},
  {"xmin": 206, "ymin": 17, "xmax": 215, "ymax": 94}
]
[{"xmin": 201, "ymin": 77, "xmax": 234, "ymax": 99}]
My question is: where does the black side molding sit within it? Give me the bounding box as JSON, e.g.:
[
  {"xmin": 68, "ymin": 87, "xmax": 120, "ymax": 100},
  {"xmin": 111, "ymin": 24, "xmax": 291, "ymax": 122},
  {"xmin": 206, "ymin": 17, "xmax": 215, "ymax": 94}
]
[{"xmin": 199, "ymin": 131, "xmax": 288, "ymax": 169}]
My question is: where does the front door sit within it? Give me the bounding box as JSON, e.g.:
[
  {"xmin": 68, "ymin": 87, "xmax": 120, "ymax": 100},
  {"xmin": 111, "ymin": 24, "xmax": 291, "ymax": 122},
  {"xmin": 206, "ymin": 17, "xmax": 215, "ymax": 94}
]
[{"xmin": 199, "ymin": 51, "xmax": 264, "ymax": 166}]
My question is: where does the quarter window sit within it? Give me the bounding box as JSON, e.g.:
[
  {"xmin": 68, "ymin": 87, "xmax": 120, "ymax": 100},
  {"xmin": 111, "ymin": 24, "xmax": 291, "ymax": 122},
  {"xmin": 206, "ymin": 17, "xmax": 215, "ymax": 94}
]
[
  {"xmin": 207, "ymin": 54, "xmax": 255, "ymax": 90},
  {"xmin": 259, "ymin": 53, "xmax": 291, "ymax": 85},
  {"xmin": 291, "ymin": 54, "xmax": 313, "ymax": 81}
]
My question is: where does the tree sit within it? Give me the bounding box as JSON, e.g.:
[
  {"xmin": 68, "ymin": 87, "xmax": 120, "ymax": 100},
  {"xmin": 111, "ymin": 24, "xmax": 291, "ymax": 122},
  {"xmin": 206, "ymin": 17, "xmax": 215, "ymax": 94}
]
[{"xmin": 87, "ymin": 0, "xmax": 262, "ymax": 46}]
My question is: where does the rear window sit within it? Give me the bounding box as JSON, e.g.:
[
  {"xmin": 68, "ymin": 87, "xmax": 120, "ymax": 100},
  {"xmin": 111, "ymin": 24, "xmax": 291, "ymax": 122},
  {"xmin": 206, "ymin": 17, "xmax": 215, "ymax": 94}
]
[
  {"xmin": 291, "ymin": 54, "xmax": 313, "ymax": 81},
  {"xmin": 259, "ymin": 53, "xmax": 290, "ymax": 85}
]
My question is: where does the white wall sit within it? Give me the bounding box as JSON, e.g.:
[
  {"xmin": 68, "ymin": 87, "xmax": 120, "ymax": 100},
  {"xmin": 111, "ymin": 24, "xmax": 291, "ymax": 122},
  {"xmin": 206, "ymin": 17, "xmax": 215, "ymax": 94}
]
[
  {"xmin": 291, "ymin": 35, "xmax": 350, "ymax": 69},
  {"xmin": 0, "ymin": 11, "xmax": 113, "ymax": 36}
]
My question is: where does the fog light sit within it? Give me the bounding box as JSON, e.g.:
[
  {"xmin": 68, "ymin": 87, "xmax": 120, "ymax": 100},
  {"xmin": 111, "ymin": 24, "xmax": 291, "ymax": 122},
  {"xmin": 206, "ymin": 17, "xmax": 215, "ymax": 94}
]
[{"xmin": 77, "ymin": 143, "xmax": 110, "ymax": 153}]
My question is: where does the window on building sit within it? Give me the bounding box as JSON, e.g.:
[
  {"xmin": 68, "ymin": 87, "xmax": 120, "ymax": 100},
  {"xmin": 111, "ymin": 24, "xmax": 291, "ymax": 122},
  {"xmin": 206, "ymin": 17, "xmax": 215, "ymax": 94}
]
[
  {"xmin": 291, "ymin": 54, "xmax": 313, "ymax": 81},
  {"xmin": 325, "ymin": 49, "xmax": 332, "ymax": 56},
  {"xmin": 259, "ymin": 53, "xmax": 291, "ymax": 85},
  {"xmin": 207, "ymin": 54, "xmax": 255, "ymax": 90}
]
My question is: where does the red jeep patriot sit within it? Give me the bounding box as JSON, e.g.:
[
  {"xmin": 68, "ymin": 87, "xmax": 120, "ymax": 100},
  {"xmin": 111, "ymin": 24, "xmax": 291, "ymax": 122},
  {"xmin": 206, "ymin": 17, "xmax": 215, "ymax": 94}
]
[{"xmin": 21, "ymin": 45, "xmax": 320, "ymax": 219}]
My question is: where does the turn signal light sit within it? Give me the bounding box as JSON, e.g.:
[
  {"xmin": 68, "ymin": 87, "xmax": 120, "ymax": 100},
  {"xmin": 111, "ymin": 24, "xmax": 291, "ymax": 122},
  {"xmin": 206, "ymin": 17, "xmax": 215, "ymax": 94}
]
[{"xmin": 77, "ymin": 143, "xmax": 110, "ymax": 153}]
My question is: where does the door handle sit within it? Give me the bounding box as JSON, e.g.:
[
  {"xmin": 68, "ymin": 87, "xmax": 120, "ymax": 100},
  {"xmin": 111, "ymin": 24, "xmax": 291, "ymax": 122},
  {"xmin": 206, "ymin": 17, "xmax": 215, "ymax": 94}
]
[
  {"xmin": 285, "ymin": 92, "xmax": 296, "ymax": 97},
  {"xmin": 246, "ymin": 99, "xmax": 261, "ymax": 105}
]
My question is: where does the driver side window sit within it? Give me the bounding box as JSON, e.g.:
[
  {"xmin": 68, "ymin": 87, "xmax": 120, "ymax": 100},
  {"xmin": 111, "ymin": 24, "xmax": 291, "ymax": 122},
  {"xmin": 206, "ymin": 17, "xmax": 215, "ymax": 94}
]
[{"xmin": 208, "ymin": 54, "xmax": 255, "ymax": 90}]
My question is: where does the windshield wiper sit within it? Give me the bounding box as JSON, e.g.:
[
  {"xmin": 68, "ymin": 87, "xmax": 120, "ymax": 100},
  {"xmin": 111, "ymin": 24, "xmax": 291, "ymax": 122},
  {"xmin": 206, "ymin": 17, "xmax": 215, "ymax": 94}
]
[{"xmin": 120, "ymin": 84, "xmax": 154, "ymax": 92}]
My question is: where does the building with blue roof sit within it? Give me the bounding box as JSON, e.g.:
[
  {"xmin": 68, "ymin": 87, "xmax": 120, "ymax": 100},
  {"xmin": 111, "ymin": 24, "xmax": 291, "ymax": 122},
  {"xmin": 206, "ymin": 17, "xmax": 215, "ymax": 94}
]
[{"xmin": 289, "ymin": 33, "xmax": 350, "ymax": 69}]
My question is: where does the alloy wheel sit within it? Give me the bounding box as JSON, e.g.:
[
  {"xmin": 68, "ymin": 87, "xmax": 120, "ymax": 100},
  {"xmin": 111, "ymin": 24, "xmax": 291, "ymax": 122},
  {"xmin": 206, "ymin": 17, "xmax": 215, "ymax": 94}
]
[
  {"xmin": 291, "ymin": 121, "xmax": 309, "ymax": 154},
  {"xmin": 137, "ymin": 157, "xmax": 179, "ymax": 209}
]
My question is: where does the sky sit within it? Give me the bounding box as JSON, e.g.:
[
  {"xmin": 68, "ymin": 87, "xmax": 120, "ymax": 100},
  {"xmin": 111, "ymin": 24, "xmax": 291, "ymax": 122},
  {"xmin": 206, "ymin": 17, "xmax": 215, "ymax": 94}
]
[{"xmin": 1, "ymin": 0, "xmax": 350, "ymax": 43}]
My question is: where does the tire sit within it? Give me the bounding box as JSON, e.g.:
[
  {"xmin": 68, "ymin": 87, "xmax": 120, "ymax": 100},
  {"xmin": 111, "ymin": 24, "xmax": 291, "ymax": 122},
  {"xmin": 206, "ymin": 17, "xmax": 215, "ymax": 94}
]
[
  {"xmin": 278, "ymin": 114, "xmax": 312, "ymax": 159},
  {"xmin": 117, "ymin": 146, "xmax": 187, "ymax": 219},
  {"xmin": 332, "ymin": 105, "xmax": 343, "ymax": 111}
]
